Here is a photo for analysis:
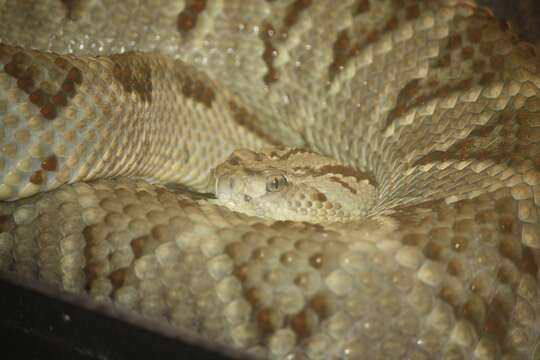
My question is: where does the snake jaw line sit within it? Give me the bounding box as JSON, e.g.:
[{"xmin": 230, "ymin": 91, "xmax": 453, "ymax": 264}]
[{"xmin": 211, "ymin": 147, "xmax": 378, "ymax": 223}]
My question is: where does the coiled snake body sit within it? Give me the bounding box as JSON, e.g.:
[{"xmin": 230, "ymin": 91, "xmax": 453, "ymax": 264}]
[{"xmin": 1, "ymin": 0, "xmax": 540, "ymax": 359}]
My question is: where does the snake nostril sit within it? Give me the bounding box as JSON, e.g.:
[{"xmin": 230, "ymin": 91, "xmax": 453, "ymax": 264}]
[{"xmin": 244, "ymin": 194, "xmax": 252, "ymax": 202}]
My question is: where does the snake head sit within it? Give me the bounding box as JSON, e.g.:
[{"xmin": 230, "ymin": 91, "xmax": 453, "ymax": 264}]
[{"xmin": 212, "ymin": 148, "xmax": 377, "ymax": 223}]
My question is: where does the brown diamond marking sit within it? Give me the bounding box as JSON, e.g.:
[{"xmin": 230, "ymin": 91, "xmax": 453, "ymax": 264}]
[
  {"xmin": 405, "ymin": 4, "xmax": 420, "ymax": 20},
  {"xmin": 61, "ymin": 0, "xmax": 81, "ymax": 19},
  {"xmin": 130, "ymin": 236, "xmax": 148, "ymax": 259},
  {"xmin": 109, "ymin": 268, "xmax": 127, "ymax": 290},
  {"xmin": 520, "ymin": 247, "xmax": 539, "ymax": 277},
  {"xmin": 461, "ymin": 46, "xmax": 475, "ymax": 60},
  {"xmin": 227, "ymin": 100, "xmax": 281, "ymax": 146},
  {"xmin": 385, "ymin": 72, "xmax": 490, "ymax": 129},
  {"xmin": 284, "ymin": 0, "xmax": 312, "ymax": 28},
  {"xmin": 2, "ymin": 47, "xmax": 83, "ymax": 121},
  {"xmin": 412, "ymin": 111, "xmax": 518, "ymax": 166},
  {"xmin": 328, "ymin": 2, "xmax": 408, "ymax": 82},
  {"xmin": 290, "ymin": 310, "xmax": 311, "ymax": 337},
  {"xmin": 180, "ymin": 73, "xmax": 215, "ymax": 107},
  {"xmin": 41, "ymin": 155, "xmax": 58, "ymax": 171},
  {"xmin": 110, "ymin": 53, "xmax": 153, "ymax": 104},
  {"xmin": 447, "ymin": 34, "xmax": 462, "ymax": 50},
  {"xmin": 260, "ymin": 23, "xmax": 279, "ymax": 85},
  {"xmin": 354, "ymin": 0, "xmax": 370, "ymax": 15},
  {"xmin": 309, "ymin": 292, "xmax": 330, "ymax": 319},
  {"xmin": 29, "ymin": 170, "xmax": 45, "ymax": 185},
  {"xmin": 259, "ymin": 0, "xmax": 313, "ymax": 85},
  {"xmin": 256, "ymin": 308, "xmax": 275, "ymax": 335},
  {"xmin": 176, "ymin": 0, "xmax": 207, "ymax": 34}
]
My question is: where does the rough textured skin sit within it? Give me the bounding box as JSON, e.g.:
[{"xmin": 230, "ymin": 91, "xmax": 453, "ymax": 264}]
[
  {"xmin": 213, "ymin": 147, "xmax": 377, "ymax": 223},
  {"xmin": 0, "ymin": 44, "xmax": 269, "ymax": 199},
  {"xmin": 1, "ymin": 0, "xmax": 540, "ymax": 359},
  {"xmin": 476, "ymin": 0, "xmax": 540, "ymax": 45}
]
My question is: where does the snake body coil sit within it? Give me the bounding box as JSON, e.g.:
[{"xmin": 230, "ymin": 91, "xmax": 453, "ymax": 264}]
[{"xmin": 1, "ymin": 1, "xmax": 540, "ymax": 359}]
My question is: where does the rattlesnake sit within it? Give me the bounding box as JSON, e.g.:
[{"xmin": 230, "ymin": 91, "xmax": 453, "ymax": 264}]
[
  {"xmin": 212, "ymin": 147, "xmax": 377, "ymax": 223},
  {"xmin": 1, "ymin": 0, "xmax": 540, "ymax": 359}
]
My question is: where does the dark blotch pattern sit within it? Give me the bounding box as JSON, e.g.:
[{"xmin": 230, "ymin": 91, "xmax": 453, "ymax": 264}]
[
  {"xmin": 177, "ymin": 0, "xmax": 207, "ymax": 34},
  {"xmin": 110, "ymin": 53, "xmax": 153, "ymax": 104},
  {"xmin": 227, "ymin": 100, "xmax": 281, "ymax": 145},
  {"xmin": 260, "ymin": 0, "xmax": 313, "ymax": 85},
  {"xmin": 180, "ymin": 73, "xmax": 215, "ymax": 107},
  {"xmin": 1, "ymin": 45, "xmax": 83, "ymax": 121}
]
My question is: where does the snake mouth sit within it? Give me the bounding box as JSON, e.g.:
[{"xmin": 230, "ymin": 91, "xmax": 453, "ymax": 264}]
[
  {"xmin": 214, "ymin": 173, "xmax": 263, "ymax": 213},
  {"xmin": 214, "ymin": 174, "xmax": 236, "ymax": 204},
  {"xmin": 213, "ymin": 169, "xmax": 233, "ymax": 199}
]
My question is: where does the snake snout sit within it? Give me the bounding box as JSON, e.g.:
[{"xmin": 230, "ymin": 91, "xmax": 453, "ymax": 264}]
[
  {"xmin": 215, "ymin": 175, "xmax": 232, "ymax": 198},
  {"xmin": 215, "ymin": 173, "xmax": 244, "ymax": 201}
]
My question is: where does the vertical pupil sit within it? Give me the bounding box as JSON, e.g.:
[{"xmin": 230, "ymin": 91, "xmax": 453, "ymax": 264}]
[{"xmin": 273, "ymin": 178, "xmax": 279, "ymax": 188}]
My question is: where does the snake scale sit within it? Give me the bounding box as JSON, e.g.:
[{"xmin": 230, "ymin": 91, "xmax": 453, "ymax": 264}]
[{"xmin": 1, "ymin": 0, "xmax": 540, "ymax": 359}]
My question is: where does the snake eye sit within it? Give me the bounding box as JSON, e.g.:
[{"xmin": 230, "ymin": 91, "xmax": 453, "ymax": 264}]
[{"xmin": 266, "ymin": 175, "xmax": 288, "ymax": 192}]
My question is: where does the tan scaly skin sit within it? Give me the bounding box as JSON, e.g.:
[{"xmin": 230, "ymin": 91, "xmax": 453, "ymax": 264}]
[
  {"xmin": 213, "ymin": 148, "xmax": 377, "ymax": 223},
  {"xmin": 1, "ymin": 1, "xmax": 540, "ymax": 359}
]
